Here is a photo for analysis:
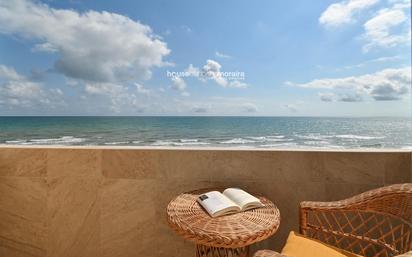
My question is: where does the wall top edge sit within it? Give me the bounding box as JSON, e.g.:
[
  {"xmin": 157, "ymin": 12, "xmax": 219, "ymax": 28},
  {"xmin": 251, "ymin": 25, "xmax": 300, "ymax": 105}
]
[{"xmin": 0, "ymin": 144, "xmax": 411, "ymax": 153}]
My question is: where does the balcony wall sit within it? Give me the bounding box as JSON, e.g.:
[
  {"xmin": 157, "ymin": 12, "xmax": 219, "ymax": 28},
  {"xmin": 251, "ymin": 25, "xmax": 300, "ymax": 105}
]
[{"xmin": 0, "ymin": 146, "xmax": 411, "ymax": 257}]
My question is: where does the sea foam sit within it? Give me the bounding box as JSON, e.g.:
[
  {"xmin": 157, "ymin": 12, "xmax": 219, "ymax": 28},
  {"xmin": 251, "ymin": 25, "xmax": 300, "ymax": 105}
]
[
  {"xmin": 7, "ymin": 136, "xmax": 86, "ymax": 145},
  {"xmin": 220, "ymin": 138, "xmax": 255, "ymax": 144}
]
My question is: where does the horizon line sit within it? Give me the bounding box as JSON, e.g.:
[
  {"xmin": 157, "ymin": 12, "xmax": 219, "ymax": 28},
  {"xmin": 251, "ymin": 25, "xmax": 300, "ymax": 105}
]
[{"xmin": 0, "ymin": 115, "xmax": 410, "ymax": 119}]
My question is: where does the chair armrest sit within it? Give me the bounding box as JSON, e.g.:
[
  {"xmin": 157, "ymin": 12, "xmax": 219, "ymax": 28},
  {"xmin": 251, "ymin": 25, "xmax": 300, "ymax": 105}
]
[
  {"xmin": 298, "ymin": 184, "xmax": 412, "ymax": 257},
  {"xmin": 300, "ymin": 183, "xmax": 412, "ymax": 212},
  {"xmin": 254, "ymin": 250, "xmax": 291, "ymax": 257},
  {"xmin": 395, "ymin": 251, "xmax": 412, "ymax": 257},
  {"xmin": 254, "ymin": 250, "xmax": 412, "ymax": 257}
]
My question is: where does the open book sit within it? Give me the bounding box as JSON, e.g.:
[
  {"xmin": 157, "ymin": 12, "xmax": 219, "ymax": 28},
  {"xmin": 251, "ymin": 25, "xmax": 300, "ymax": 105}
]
[{"xmin": 197, "ymin": 188, "xmax": 264, "ymax": 217}]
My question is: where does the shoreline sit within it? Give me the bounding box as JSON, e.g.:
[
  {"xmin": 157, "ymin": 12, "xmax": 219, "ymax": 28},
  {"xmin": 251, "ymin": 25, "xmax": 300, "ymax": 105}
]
[{"xmin": 0, "ymin": 144, "xmax": 410, "ymax": 152}]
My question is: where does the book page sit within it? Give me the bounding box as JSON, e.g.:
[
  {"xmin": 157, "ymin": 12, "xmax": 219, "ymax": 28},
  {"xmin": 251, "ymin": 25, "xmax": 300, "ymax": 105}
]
[
  {"xmin": 197, "ymin": 191, "xmax": 240, "ymax": 217},
  {"xmin": 222, "ymin": 188, "xmax": 263, "ymax": 211}
]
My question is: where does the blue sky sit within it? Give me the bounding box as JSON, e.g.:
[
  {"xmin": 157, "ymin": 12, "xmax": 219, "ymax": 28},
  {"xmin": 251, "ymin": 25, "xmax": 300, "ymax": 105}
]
[{"xmin": 0, "ymin": 0, "xmax": 410, "ymax": 116}]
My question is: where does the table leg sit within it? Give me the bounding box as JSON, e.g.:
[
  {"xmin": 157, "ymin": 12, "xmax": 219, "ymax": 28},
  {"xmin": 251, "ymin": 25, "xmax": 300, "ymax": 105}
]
[{"xmin": 196, "ymin": 244, "xmax": 249, "ymax": 257}]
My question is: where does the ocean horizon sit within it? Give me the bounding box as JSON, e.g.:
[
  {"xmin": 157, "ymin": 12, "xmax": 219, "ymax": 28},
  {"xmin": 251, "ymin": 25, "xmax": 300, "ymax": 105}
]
[{"xmin": 0, "ymin": 116, "xmax": 411, "ymax": 149}]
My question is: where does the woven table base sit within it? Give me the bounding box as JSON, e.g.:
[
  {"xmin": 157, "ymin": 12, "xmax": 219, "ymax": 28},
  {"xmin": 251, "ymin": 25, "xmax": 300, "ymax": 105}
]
[
  {"xmin": 196, "ymin": 244, "xmax": 249, "ymax": 257},
  {"xmin": 167, "ymin": 190, "xmax": 280, "ymax": 257}
]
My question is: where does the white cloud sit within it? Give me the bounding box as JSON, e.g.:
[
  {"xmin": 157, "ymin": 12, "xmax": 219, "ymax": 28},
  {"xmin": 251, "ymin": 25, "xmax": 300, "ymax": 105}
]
[
  {"xmin": 169, "ymin": 76, "xmax": 190, "ymax": 96},
  {"xmin": 319, "ymin": 90, "xmax": 364, "ymax": 103},
  {"xmin": 362, "ymin": 3, "xmax": 411, "ymax": 52},
  {"xmin": 283, "ymin": 81, "xmax": 294, "ymax": 87},
  {"xmin": 3, "ymin": 81, "xmax": 43, "ymax": 101},
  {"xmin": 0, "ymin": 65, "xmax": 63, "ymax": 109},
  {"xmin": 0, "ymin": 0, "xmax": 170, "ymax": 83},
  {"xmin": 228, "ymin": 80, "xmax": 248, "ymax": 88},
  {"xmin": 85, "ymin": 82, "xmax": 126, "ymax": 96},
  {"xmin": 84, "ymin": 82, "xmax": 147, "ymax": 113},
  {"xmin": 338, "ymin": 93, "xmax": 363, "ymax": 102},
  {"xmin": 319, "ymin": 0, "xmax": 378, "ymax": 27},
  {"xmin": 32, "ymin": 42, "xmax": 58, "ymax": 53},
  {"xmin": 171, "ymin": 76, "xmax": 187, "ymax": 91},
  {"xmin": 202, "ymin": 60, "xmax": 227, "ymax": 87},
  {"xmin": 171, "ymin": 60, "xmax": 248, "ymax": 91},
  {"xmin": 320, "ymin": 0, "xmax": 411, "ymax": 51},
  {"xmin": 0, "ymin": 65, "xmax": 23, "ymax": 81},
  {"xmin": 241, "ymin": 103, "xmax": 258, "ymax": 113},
  {"xmin": 319, "ymin": 92, "xmax": 335, "ymax": 102},
  {"xmin": 215, "ymin": 51, "xmax": 232, "ymax": 59},
  {"xmin": 368, "ymin": 81, "xmax": 408, "ymax": 100},
  {"xmin": 290, "ymin": 67, "xmax": 411, "ymax": 101},
  {"xmin": 185, "ymin": 64, "xmax": 200, "ymax": 76},
  {"xmin": 201, "ymin": 60, "xmax": 248, "ymax": 88},
  {"xmin": 135, "ymin": 83, "xmax": 151, "ymax": 95}
]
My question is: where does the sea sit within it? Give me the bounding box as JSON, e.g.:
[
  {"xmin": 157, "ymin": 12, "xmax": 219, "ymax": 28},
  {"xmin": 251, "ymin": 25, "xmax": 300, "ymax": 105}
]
[{"xmin": 0, "ymin": 116, "xmax": 411, "ymax": 149}]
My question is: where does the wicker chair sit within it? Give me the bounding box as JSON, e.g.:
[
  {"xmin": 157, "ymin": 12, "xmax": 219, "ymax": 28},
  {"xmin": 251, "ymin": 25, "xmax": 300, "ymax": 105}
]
[{"xmin": 254, "ymin": 183, "xmax": 412, "ymax": 257}]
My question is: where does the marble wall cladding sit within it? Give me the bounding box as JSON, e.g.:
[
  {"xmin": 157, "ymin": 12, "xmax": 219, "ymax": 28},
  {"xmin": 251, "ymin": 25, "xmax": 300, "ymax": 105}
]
[
  {"xmin": 47, "ymin": 177, "xmax": 100, "ymax": 257},
  {"xmin": 47, "ymin": 149, "xmax": 101, "ymax": 178},
  {"xmin": 0, "ymin": 177, "xmax": 47, "ymax": 257},
  {"xmin": 0, "ymin": 147, "xmax": 410, "ymax": 257},
  {"xmin": 100, "ymin": 179, "xmax": 157, "ymax": 257},
  {"xmin": 321, "ymin": 152, "xmax": 411, "ymax": 185},
  {"xmin": 102, "ymin": 149, "xmax": 158, "ymax": 179},
  {"xmin": 382, "ymin": 152, "xmax": 411, "ymax": 184},
  {"xmin": 0, "ymin": 148, "xmax": 47, "ymax": 177}
]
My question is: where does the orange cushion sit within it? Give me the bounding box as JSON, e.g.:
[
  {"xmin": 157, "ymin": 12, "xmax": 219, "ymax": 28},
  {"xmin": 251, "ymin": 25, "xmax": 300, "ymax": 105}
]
[{"xmin": 281, "ymin": 231, "xmax": 363, "ymax": 257}]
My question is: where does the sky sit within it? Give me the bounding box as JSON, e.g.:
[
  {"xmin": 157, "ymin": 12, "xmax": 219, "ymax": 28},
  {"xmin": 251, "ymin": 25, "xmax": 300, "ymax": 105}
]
[{"xmin": 0, "ymin": 0, "xmax": 411, "ymax": 116}]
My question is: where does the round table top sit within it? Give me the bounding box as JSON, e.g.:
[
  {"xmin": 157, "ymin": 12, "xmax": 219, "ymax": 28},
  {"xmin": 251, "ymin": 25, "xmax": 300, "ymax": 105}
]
[{"xmin": 166, "ymin": 190, "xmax": 280, "ymax": 248}]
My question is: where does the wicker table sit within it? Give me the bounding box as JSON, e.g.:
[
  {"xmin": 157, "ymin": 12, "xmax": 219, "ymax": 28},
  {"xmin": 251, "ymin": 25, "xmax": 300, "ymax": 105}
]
[{"xmin": 166, "ymin": 190, "xmax": 280, "ymax": 257}]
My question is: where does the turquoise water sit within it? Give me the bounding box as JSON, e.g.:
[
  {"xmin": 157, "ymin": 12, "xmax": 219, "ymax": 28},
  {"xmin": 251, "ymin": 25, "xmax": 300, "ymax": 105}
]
[{"xmin": 0, "ymin": 116, "xmax": 411, "ymax": 149}]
